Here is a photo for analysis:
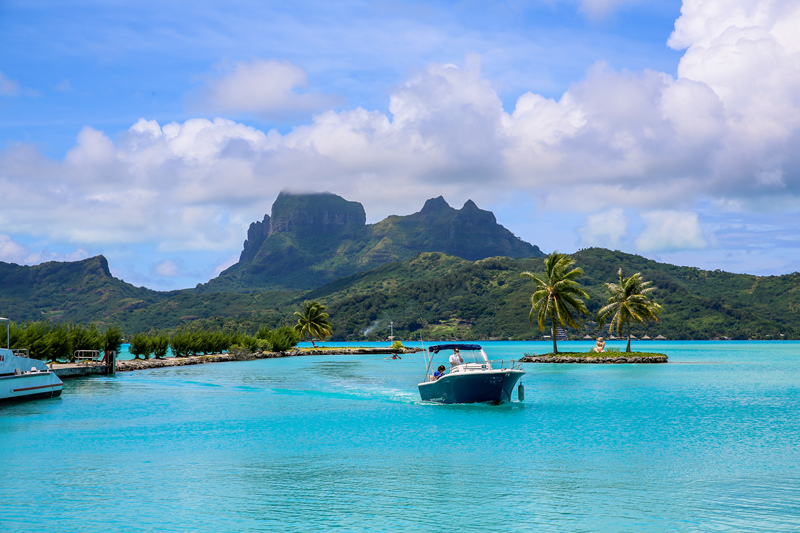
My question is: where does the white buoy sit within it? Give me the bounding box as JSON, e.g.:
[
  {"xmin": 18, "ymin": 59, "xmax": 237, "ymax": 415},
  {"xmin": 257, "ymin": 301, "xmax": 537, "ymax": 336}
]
[{"xmin": 518, "ymin": 383, "xmax": 525, "ymax": 401}]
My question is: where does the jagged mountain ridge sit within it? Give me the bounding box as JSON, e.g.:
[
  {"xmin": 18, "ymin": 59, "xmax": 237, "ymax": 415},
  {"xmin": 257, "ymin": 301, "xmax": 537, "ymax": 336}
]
[
  {"xmin": 0, "ymin": 256, "xmax": 169, "ymax": 325},
  {"xmin": 1, "ymin": 249, "xmax": 799, "ymax": 341},
  {"xmin": 207, "ymin": 191, "xmax": 544, "ymax": 292}
]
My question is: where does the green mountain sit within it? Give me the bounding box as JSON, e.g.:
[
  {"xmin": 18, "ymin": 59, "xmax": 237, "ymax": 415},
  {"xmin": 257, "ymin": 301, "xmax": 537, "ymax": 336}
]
[
  {"xmin": 204, "ymin": 191, "xmax": 544, "ymax": 292},
  {"xmin": 2, "ymin": 243, "xmax": 799, "ymax": 341},
  {"xmin": 0, "ymin": 256, "xmax": 169, "ymax": 327},
  {"xmin": 314, "ymin": 248, "xmax": 800, "ymax": 342}
]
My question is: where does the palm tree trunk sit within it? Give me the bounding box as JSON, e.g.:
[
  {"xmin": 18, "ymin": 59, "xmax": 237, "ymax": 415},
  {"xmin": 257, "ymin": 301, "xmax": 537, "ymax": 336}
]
[
  {"xmin": 626, "ymin": 322, "xmax": 632, "ymax": 352},
  {"xmin": 552, "ymin": 321, "xmax": 558, "ymax": 354}
]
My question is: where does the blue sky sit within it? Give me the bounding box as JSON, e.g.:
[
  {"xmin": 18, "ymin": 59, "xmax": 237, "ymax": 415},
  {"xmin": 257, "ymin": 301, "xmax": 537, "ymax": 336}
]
[{"xmin": 2, "ymin": 0, "xmax": 800, "ymax": 290}]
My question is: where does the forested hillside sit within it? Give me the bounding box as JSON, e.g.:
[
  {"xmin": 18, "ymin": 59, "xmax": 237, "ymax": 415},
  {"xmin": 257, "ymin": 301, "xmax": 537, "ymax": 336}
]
[{"xmin": 1, "ymin": 249, "xmax": 799, "ymax": 340}]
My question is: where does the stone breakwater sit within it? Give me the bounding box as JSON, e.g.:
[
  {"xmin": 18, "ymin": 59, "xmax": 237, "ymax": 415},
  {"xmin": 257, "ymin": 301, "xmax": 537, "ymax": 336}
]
[
  {"xmin": 116, "ymin": 347, "xmax": 421, "ymax": 373},
  {"xmin": 521, "ymin": 354, "xmax": 668, "ymax": 364}
]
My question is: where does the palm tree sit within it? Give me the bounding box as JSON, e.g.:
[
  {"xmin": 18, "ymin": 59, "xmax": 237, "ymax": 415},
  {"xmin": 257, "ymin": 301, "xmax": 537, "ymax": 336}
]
[
  {"xmin": 598, "ymin": 268, "xmax": 662, "ymax": 352},
  {"xmin": 522, "ymin": 251, "xmax": 589, "ymax": 354},
  {"xmin": 294, "ymin": 300, "xmax": 333, "ymax": 347}
]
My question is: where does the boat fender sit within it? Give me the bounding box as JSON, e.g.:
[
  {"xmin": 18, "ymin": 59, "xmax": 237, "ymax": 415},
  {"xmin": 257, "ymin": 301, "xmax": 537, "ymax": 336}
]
[{"xmin": 518, "ymin": 383, "xmax": 525, "ymax": 402}]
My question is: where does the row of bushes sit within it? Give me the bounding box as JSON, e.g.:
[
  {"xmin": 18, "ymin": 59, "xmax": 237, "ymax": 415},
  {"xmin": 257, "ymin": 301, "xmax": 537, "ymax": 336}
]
[
  {"xmin": 8, "ymin": 321, "xmax": 123, "ymax": 362},
  {"xmin": 7, "ymin": 321, "xmax": 301, "ymax": 363},
  {"xmin": 127, "ymin": 326, "xmax": 301, "ymax": 360}
]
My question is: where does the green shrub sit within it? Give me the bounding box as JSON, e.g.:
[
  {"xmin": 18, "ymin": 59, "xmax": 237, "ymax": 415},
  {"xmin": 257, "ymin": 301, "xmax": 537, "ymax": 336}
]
[
  {"xmin": 240, "ymin": 336, "xmax": 259, "ymax": 353},
  {"xmin": 259, "ymin": 326, "xmax": 300, "ymax": 352},
  {"xmin": 129, "ymin": 333, "xmax": 152, "ymax": 360},
  {"xmin": 151, "ymin": 333, "xmax": 170, "ymax": 359},
  {"xmin": 102, "ymin": 325, "xmax": 123, "ymax": 353},
  {"xmin": 69, "ymin": 323, "xmax": 102, "ymax": 352},
  {"xmin": 46, "ymin": 325, "xmax": 72, "ymax": 363},
  {"xmin": 170, "ymin": 331, "xmax": 191, "ymax": 358}
]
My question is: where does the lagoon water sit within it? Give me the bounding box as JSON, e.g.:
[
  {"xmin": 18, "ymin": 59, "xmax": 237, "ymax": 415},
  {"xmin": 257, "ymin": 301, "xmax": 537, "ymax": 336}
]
[{"xmin": 2, "ymin": 340, "xmax": 800, "ymax": 532}]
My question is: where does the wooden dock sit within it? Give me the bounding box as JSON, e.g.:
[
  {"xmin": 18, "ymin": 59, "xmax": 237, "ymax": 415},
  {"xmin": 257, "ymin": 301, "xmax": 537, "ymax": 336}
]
[{"xmin": 51, "ymin": 351, "xmax": 117, "ymax": 378}]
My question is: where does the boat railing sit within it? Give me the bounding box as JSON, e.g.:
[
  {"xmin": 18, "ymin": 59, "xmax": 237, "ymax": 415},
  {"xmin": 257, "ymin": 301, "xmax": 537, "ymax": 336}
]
[
  {"xmin": 493, "ymin": 359, "xmax": 523, "ymax": 370},
  {"xmin": 447, "ymin": 359, "xmax": 523, "ymax": 374}
]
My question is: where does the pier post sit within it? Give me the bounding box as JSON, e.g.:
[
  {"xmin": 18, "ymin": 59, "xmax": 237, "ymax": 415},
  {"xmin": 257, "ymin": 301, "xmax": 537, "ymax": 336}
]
[{"xmin": 104, "ymin": 350, "xmax": 116, "ymax": 375}]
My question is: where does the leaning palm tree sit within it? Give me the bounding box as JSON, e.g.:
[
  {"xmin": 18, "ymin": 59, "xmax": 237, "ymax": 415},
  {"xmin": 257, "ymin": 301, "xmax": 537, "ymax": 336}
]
[
  {"xmin": 294, "ymin": 300, "xmax": 333, "ymax": 347},
  {"xmin": 522, "ymin": 251, "xmax": 589, "ymax": 354},
  {"xmin": 598, "ymin": 268, "xmax": 662, "ymax": 352}
]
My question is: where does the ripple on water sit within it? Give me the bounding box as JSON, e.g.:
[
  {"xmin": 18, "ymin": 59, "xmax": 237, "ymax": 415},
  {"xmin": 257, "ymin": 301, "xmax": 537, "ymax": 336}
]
[{"xmin": 2, "ymin": 342, "xmax": 800, "ymax": 531}]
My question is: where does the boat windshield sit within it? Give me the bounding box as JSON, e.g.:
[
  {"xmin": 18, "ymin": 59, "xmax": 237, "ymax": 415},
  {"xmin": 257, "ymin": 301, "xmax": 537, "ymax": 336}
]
[{"xmin": 426, "ymin": 344, "xmax": 490, "ymax": 364}]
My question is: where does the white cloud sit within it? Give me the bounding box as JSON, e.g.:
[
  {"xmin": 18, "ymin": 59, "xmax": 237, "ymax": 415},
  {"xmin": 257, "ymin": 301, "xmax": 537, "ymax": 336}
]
[
  {"xmin": 579, "ymin": 209, "xmax": 628, "ymax": 248},
  {"xmin": 669, "ymin": 0, "xmax": 800, "ymax": 195},
  {"xmin": 0, "ymin": 235, "xmax": 29, "ymax": 263},
  {"xmin": 0, "ymin": 235, "xmax": 89, "ymax": 266},
  {"xmin": 154, "ymin": 259, "xmax": 181, "ymax": 277},
  {"xmin": 635, "ymin": 211, "xmax": 708, "ymax": 252},
  {"xmin": 199, "ymin": 59, "xmax": 340, "ymax": 119},
  {"xmin": 3, "ymin": 0, "xmax": 800, "ymax": 284}
]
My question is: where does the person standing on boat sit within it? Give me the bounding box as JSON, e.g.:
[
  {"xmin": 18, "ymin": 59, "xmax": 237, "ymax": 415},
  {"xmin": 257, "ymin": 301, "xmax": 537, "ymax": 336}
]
[{"xmin": 449, "ymin": 348, "xmax": 464, "ymax": 367}]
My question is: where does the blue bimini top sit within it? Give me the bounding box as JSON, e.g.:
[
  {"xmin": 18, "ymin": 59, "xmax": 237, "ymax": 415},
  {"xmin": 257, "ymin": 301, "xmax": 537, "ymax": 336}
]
[{"xmin": 428, "ymin": 344, "xmax": 482, "ymax": 354}]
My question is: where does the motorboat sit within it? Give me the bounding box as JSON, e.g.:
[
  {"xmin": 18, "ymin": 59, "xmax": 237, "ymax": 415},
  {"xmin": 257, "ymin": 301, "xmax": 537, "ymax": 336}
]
[
  {"xmin": 0, "ymin": 318, "xmax": 63, "ymax": 403},
  {"xmin": 418, "ymin": 343, "xmax": 524, "ymax": 404}
]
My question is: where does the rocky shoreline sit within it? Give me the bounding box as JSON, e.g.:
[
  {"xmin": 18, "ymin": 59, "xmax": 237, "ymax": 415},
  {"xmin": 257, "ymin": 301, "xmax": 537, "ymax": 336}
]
[
  {"xmin": 115, "ymin": 347, "xmax": 421, "ymax": 373},
  {"xmin": 521, "ymin": 354, "xmax": 668, "ymax": 364}
]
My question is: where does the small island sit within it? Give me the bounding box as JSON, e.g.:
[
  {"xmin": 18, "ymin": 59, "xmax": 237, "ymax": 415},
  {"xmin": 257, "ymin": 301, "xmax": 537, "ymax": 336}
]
[{"xmin": 521, "ymin": 352, "xmax": 667, "ymax": 364}]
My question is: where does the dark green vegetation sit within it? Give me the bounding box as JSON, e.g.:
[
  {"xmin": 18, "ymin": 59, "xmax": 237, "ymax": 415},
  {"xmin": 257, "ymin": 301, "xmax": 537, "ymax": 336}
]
[
  {"xmin": 204, "ymin": 192, "xmax": 543, "ymax": 292},
  {"xmin": 522, "ymin": 251, "xmax": 590, "ymax": 354},
  {"xmin": 1, "ymin": 188, "xmax": 799, "ymax": 342},
  {"xmin": 3, "ymin": 248, "xmax": 800, "ymax": 341},
  {"xmin": 6, "ymin": 319, "xmax": 300, "ymax": 362}
]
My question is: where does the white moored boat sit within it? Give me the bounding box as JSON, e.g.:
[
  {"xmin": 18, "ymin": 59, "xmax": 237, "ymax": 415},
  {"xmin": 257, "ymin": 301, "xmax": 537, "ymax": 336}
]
[
  {"xmin": 418, "ymin": 344, "xmax": 524, "ymax": 404},
  {"xmin": 0, "ymin": 318, "xmax": 63, "ymax": 404}
]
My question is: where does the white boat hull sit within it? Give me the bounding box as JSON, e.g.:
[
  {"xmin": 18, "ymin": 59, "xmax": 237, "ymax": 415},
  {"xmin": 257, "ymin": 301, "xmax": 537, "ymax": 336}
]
[
  {"xmin": 0, "ymin": 373, "xmax": 63, "ymax": 403},
  {"xmin": 0, "ymin": 348, "xmax": 63, "ymax": 404}
]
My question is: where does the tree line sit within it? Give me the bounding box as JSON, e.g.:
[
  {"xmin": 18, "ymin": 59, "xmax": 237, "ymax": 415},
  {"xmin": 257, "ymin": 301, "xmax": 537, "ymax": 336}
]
[{"xmin": 6, "ymin": 300, "xmax": 334, "ymax": 363}]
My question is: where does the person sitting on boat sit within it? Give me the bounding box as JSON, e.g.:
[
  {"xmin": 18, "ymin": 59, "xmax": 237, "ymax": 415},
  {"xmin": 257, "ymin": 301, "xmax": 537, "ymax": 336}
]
[
  {"xmin": 449, "ymin": 348, "xmax": 464, "ymax": 367},
  {"xmin": 593, "ymin": 337, "xmax": 605, "ymax": 353},
  {"xmin": 433, "ymin": 365, "xmax": 446, "ymax": 380}
]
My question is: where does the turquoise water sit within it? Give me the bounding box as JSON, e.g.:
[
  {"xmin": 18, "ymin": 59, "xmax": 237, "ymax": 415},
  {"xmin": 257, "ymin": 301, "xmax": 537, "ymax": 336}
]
[{"xmin": 2, "ymin": 341, "xmax": 800, "ymax": 531}]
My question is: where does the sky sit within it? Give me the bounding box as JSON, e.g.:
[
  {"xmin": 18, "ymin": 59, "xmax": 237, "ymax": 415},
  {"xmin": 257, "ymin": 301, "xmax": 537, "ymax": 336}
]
[{"xmin": 2, "ymin": 0, "xmax": 800, "ymax": 291}]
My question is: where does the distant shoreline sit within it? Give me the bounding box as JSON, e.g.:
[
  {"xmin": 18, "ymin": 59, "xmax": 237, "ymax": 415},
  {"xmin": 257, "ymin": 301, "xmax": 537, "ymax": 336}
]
[{"xmin": 62, "ymin": 347, "xmax": 422, "ymax": 377}]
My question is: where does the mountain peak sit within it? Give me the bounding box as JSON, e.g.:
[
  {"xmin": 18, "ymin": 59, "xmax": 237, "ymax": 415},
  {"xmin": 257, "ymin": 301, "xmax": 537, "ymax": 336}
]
[
  {"xmin": 462, "ymin": 199, "xmax": 479, "ymax": 211},
  {"xmin": 269, "ymin": 191, "xmax": 366, "ymax": 236},
  {"xmin": 420, "ymin": 196, "xmax": 451, "ymax": 214},
  {"xmin": 210, "ymin": 191, "xmax": 543, "ymax": 292}
]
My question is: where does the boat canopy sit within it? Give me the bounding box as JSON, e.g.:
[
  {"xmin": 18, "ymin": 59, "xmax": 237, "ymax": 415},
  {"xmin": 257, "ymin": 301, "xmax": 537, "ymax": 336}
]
[{"xmin": 428, "ymin": 344, "xmax": 482, "ymax": 354}]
